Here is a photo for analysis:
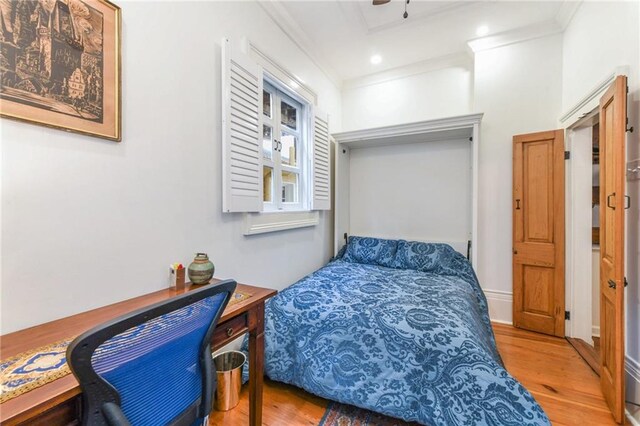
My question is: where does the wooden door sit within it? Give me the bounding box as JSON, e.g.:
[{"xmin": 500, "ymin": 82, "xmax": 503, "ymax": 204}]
[
  {"xmin": 513, "ymin": 130, "xmax": 565, "ymax": 337},
  {"xmin": 599, "ymin": 75, "xmax": 627, "ymax": 424}
]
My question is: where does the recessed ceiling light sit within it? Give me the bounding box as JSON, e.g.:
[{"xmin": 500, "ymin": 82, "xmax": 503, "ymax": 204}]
[
  {"xmin": 370, "ymin": 54, "xmax": 382, "ymax": 65},
  {"xmin": 476, "ymin": 25, "xmax": 489, "ymax": 37}
]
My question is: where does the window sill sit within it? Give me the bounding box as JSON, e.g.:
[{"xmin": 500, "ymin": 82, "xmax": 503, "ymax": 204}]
[{"xmin": 243, "ymin": 210, "xmax": 319, "ymax": 236}]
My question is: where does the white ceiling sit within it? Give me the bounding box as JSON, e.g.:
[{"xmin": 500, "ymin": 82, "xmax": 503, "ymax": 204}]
[{"xmin": 265, "ymin": 0, "xmax": 578, "ymax": 82}]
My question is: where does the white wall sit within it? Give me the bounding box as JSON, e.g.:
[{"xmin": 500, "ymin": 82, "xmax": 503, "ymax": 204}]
[
  {"xmin": 562, "ymin": 0, "xmax": 640, "ymax": 406},
  {"xmin": 473, "ymin": 34, "xmax": 563, "ymax": 322},
  {"xmin": 349, "ymin": 139, "xmax": 472, "ymax": 245},
  {"xmin": 0, "ymin": 1, "xmax": 342, "ymax": 334},
  {"xmin": 341, "ymin": 65, "xmax": 472, "ymax": 132}
]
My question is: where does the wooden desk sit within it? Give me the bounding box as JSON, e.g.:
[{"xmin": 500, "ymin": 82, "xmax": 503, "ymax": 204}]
[{"xmin": 0, "ymin": 281, "xmax": 277, "ymax": 426}]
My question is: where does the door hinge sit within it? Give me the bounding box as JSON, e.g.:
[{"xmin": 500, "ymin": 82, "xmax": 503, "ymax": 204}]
[
  {"xmin": 564, "ymin": 151, "xmax": 570, "ymax": 160},
  {"xmin": 565, "ymin": 311, "xmax": 570, "ymax": 320}
]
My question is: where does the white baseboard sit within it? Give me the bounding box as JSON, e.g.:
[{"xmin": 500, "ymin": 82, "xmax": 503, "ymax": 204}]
[
  {"xmin": 592, "ymin": 325, "xmax": 600, "ymax": 338},
  {"xmin": 484, "ymin": 289, "xmax": 513, "ymax": 325},
  {"xmin": 628, "ymin": 409, "xmax": 640, "ymax": 426},
  {"xmin": 627, "ymin": 355, "xmax": 640, "ymax": 405}
]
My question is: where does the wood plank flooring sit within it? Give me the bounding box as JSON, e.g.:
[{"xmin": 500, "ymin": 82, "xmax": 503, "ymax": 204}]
[
  {"xmin": 209, "ymin": 323, "xmax": 623, "ymax": 425},
  {"xmin": 566, "ymin": 336, "xmax": 601, "ymax": 376}
]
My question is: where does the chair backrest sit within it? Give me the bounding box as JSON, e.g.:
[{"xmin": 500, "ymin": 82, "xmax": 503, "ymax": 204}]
[{"xmin": 67, "ymin": 280, "xmax": 237, "ymax": 426}]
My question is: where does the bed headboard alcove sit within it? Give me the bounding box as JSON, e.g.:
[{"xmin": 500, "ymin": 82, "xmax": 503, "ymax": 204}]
[{"xmin": 332, "ymin": 114, "xmax": 483, "ymax": 269}]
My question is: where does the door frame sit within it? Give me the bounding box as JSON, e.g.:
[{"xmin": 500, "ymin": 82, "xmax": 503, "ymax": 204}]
[
  {"xmin": 564, "ymin": 113, "xmax": 599, "ymax": 343},
  {"xmin": 562, "ymin": 68, "xmax": 629, "ymax": 342}
]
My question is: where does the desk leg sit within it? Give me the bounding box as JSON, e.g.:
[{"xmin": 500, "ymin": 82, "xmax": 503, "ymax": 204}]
[{"xmin": 249, "ymin": 302, "xmax": 265, "ymax": 426}]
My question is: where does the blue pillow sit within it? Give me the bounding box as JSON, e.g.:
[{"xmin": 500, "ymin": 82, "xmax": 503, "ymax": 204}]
[
  {"xmin": 392, "ymin": 240, "xmax": 458, "ymax": 272},
  {"xmin": 342, "ymin": 236, "xmax": 398, "ymax": 268}
]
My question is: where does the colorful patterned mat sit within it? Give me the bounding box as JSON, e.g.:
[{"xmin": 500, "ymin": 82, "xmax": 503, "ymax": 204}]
[
  {"xmin": 319, "ymin": 401, "xmax": 420, "ymax": 426},
  {"xmin": 0, "ymin": 290, "xmax": 251, "ymax": 404}
]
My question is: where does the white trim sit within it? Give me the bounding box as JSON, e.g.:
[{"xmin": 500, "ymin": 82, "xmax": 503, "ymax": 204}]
[
  {"xmin": 243, "ymin": 38, "xmax": 318, "ymax": 106},
  {"xmin": 627, "ymin": 356, "xmax": 640, "ymax": 383},
  {"xmin": 592, "ymin": 325, "xmax": 600, "ymax": 338},
  {"xmin": 564, "ymin": 125, "xmax": 594, "ymax": 341},
  {"xmin": 342, "ymin": 52, "xmax": 473, "ymax": 91},
  {"xmin": 560, "ymin": 73, "xmax": 617, "ymax": 124},
  {"xmin": 472, "ymin": 122, "xmax": 480, "ymax": 266},
  {"xmin": 332, "ymin": 113, "xmax": 484, "ymax": 147},
  {"xmin": 490, "ymin": 319, "xmax": 513, "ymax": 326},
  {"xmin": 484, "ymin": 289, "xmax": 513, "ymax": 325},
  {"xmin": 627, "ymin": 355, "xmax": 640, "ymax": 423},
  {"xmin": 554, "ymin": 1, "xmax": 582, "ymax": 31},
  {"xmin": 627, "ymin": 409, "xmax": 640, "ymax": 426},
  {"xmin": 255, "ymin": 1, "xmax": 341, "ymax": 88},
  {"xmin": 559, "ymin": 67, "xmax": 630, "ymax": 125},
  {"xmin": 467, "ymin": 20, "xmax": 562, "ymax": 54},
  {"xmin": 332, "ymin": 113, "xmax": 482, "ymax": 271},
  {"xmin": 243, "ymin": 211, "xmax": 319, "ymax": 235}
]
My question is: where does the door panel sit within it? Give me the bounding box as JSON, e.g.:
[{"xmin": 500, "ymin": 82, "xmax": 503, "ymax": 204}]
[
  {"xmin": 513, "ymin": 130, "xmax": 565, "ymax": 337},
  {"xmin": 524, "ymin": 141, "xmax": 553, "ymax": 242},
  {"xmin": 522, "ymin": 265, "xmax": 553, "ymax": 315},
  {"xmin": 599, "ymin": 75, "xmax": 626, "ymax": 424}
]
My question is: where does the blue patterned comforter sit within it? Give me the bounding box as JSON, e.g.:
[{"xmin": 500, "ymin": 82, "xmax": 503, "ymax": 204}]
[{"xmin": 259, "ymin": 249, "xmax": 549, "ymax": 425}]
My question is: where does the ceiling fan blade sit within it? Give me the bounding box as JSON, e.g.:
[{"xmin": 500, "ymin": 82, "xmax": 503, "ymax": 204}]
[{"xmin": 372, "ymin": 0, "xmax": 391, "ymax": 5}]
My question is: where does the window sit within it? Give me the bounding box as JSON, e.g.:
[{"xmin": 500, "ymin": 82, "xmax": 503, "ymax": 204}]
[
  {"xmin": 221, "ymin": 38, "xmax": 331, "ymax": 220},
  {"xmin": 262, "ymin": 79, "xmax": 308, "ymax": 211}
]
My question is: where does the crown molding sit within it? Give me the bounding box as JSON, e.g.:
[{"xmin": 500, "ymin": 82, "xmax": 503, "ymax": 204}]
[
  {"xmin": 555, "ymin": 1, "xmax": 583, "ymax": 31},
  {"xmin": 257, "ymin": 0, "xmax": 342, "ymax": 89},
  {"xmin": 467, "ymin": 20, "xmax": 563, "ymax": 53},
  {"xmin": 342, "ymin": 52, "xmax": 473, "ymax": 91}
]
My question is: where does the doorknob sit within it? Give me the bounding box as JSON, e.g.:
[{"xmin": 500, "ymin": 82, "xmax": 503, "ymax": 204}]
[{"xmin": 608, "ymin": 279, "xmax": 617, "ymax": 289}]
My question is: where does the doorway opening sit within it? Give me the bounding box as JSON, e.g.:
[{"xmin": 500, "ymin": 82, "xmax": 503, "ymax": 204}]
[{"xmin": 566, "ymin": 110, "xmax": 602, "ymax": 374}]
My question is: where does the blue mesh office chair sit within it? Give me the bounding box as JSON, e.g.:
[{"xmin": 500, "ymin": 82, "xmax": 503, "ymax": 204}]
[{"xmin": 67, "ymin": 280, "xmax": 237, "ymax": 426}]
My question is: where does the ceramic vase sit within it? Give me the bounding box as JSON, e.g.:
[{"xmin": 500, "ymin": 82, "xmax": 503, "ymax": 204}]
[{"xmin": 188, "ymin": 253, "xmax": 215, "ymax": 285}]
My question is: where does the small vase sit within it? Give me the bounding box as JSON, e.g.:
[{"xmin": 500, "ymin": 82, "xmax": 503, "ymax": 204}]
[{"xmin": 188, "ymin": 253, "xmax": 215, "ymax": 285}]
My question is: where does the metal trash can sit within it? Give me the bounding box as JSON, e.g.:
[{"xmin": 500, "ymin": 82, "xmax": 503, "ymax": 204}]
[{"xmin": 213, "ymin": 350, "xmax": 246, "ymax": 411}]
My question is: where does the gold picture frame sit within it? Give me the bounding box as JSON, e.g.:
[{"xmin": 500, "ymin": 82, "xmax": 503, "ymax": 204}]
[{"xmin": 0, "ymin": 0, "xmax": 121, "ymax": 142}]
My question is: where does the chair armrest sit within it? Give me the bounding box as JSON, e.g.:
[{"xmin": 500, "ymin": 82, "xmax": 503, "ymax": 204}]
[{"xmin": 103, "ymin": 402, "xmax": 131, "ymax": 426}]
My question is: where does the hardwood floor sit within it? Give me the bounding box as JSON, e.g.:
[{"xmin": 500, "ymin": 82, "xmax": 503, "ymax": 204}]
[
  {"xmin": 209, "ymin": 323, "xmax": 623, "ymax": 425},
  {"xmin": 566, "ymin": 336, "xmax": 601, "ymax": 376},
  {"xmin": 492, "ymin": 323, "xmax": 625, "ymax": 426}
]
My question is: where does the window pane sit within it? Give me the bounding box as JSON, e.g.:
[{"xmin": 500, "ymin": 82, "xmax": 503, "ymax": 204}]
[
  {"xmin": 281, "ymin": 100, "xmax": 297, "ymax": 130},
  {"xmin": 263, "ymin": 166, "xmax": 273, "ymax": 202},
  {"xmin": 263, "ymin": 125, "xmax": 272, "ymax": 160},
  {"xmin": 280, "ymin": 132, "xmax": 297, "ymax": 167},
  {"xmin": 263, "ymin": 90, "xmax": 271, "ymax": 118},
  {"xmin": 281, "ymin": 171, "xmax": 298, "ymax": 203}
]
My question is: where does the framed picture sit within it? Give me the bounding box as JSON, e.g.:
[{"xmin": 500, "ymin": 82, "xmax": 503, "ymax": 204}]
[{"xmin": 0, "ymin": 0, "xmax": 121, "ymax": 141}]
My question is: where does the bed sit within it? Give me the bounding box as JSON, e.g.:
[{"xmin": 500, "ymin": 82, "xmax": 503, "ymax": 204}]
[{"xmin": 254, "ymin": 237, "xmax": 549, "ymax": 425}]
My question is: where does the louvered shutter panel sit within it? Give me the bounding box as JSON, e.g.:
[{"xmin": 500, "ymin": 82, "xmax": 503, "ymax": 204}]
[
  {"xmin": 311, "ymin": 110, "xmax": 331, "ymax": 210},
  {"xmin": 221, "ymin": 38, "xmax": 263, "ymax": 213}
]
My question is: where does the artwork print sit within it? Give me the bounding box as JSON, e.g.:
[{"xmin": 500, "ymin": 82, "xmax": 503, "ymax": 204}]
[{"xmin": 0, "ymin": 0, "xmax": 120, "ymax": 141}]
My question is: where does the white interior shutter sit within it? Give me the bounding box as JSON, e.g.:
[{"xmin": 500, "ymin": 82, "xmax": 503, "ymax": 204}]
[
  {"xmin": 221, "ymin": 38, "xmax": 263, "ymax": 213},
  {"xmin": 311, "ymin": 109, "xmax": 331, "ymax": 210}
]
